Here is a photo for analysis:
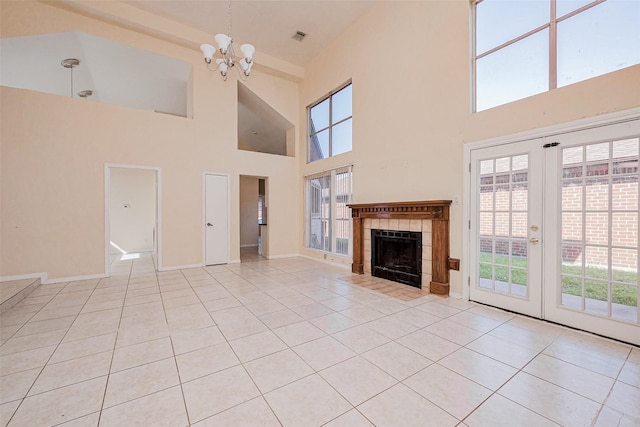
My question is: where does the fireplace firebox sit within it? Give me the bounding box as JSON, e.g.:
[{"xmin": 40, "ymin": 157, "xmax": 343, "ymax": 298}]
[{"xmin": 371, "ymin": 229, "xmax": 422, "ymax": 288}]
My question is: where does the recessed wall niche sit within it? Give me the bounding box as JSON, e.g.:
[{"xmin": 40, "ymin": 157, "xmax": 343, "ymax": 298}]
[
  {"xmin": 238, "ymin": 82, "xmax": 295, "ymax": 156},
  {"xmin": 0, "ymin": 31, "xmax": 192, "ymax": 117}
]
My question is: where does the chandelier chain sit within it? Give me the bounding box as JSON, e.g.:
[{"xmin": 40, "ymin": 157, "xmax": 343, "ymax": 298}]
[{"xmin": 227, "ymin": 0, "xmax": 232, "ymax": 37}]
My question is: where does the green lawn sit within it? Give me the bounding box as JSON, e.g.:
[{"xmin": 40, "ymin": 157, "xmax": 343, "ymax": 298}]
[{"xmin": 479, "ymin": 253, "xmax": 638, "ymax": 307}]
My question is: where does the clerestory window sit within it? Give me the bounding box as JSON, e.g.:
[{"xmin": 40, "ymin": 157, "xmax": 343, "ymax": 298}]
[
  {"xmin": 308, "ymin": 83, "xmax": 352, "ymax": 163},
  {"xmin": 473, "ymin": 0, "xmax": 640, "ymax": 112}
]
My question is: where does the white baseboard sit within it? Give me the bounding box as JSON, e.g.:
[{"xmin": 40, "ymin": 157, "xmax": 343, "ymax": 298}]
[
  {"xmin": 44, "ymin": 273, "xmax": 108, "ymax": 284},
  {"xmin": 228, "ymin": 259, "xmax": 241, "ymax": 264},
  {"xmin": 158, "ymin": 264, "xmax": 203, "ymax": 272},
  {"xmin": 298, "ymin": 255, "xmax": 352, "ymax": 270},
  {"xmin": 0, "ymin": 273, "xmax": 47, "ymax": 283},
  {"xmin": 266, "ymin": 254, "xmax": 300, "ymax": 260},
  {"xmin": 448, "ymin": 291, "xmax": 464, "ymax": 300},
  {"xmin": 2, "ymin": 272, "xmax": 109, "ymax": 285}
]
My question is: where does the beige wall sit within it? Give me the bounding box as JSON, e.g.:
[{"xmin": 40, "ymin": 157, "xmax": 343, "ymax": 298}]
[
  {"xmin": 109, "ymin": 168, "xmax": 156, "ymax": 254},
  {"xmin": 298, "ymin": 1, "xmax": 640, "ymax": 295},
  {"xmin": 239, "ymin": 176, "xmax": 259, "ymax": 247},
  {"xmin": 0, "ymin": 1, "xmax": 300, "ymax": 279}
]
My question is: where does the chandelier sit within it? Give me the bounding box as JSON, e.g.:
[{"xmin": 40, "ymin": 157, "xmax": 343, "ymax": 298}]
[{"xmin": 199, "ymin": 0, "xmax": 255, "ymax": 81}]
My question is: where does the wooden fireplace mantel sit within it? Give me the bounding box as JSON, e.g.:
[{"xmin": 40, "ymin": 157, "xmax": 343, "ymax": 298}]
[{"xmin": 348, "ymin": 200, "xmax": 452, "ymax": 295}]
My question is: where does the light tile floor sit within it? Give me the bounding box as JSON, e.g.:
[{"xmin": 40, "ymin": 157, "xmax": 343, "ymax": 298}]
[{"xmin": 1, "ymin": 253, "xmax": 639, "ymax": 426}]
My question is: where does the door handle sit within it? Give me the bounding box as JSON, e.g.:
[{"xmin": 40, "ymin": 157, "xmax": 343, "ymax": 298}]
[
  {"xmin": 529, "ymin": 237, "xmax": 539, "ymax": 245},
  {"xmin": 207, "ymin": 222, "xmax": 213, "ymax": 227}
]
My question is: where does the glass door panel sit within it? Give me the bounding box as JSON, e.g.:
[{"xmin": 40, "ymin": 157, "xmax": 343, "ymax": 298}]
[
  {"xmin": 470, "ymin": 141, "xmax": 543, "ymax": 318},
  {"xmin": 544, "ymin": 119, "xmax": 640, "ymax": 345},
  {"xmin": 559, "ymin": 138, "xmax": 639, "ymax": 322}
]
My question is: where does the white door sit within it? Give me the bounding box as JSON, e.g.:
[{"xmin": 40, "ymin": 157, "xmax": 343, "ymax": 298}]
[
  {"xmin": 469, "ymin": 119, "xmax": 640, "ymax": 345},
  {"xmin": 205, "ymin": 174, "xmax": 229, "ymax": 265},
  {"xmin": 469, "ymin": 140, "xmax": 544, "ymax": 318},
  {"xmin": 543, "ymin": 121, "xmax": 640, "ymax": 344}
]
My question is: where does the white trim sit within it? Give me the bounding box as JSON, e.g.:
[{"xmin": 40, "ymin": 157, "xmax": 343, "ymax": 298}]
[
  {"xmin": 228, "ymin": 259, "xmax": 241, "ymax": 264},
  {"xmin": 1, "ymin": 272, "xmax": 107, "ymax": 285},
  {"xmin": 157, "ymin": 263, "xmax": 203, "ymax": 272},
  {"xmin": 1, "ymin": 273, "xmax": 46, "ymax": 283},
  {"xmin": 203, "ymin": 172, "xmax": 231, "ymax": 266},
  {"xmin": 462, "ymin": 107, "xmax": 640, "ymax": 302},
  {"xmin": 298, "ymin": 254, "xmax": 352, "ymax": 270},
  {"xmin": 462, "ymin": 146, "xmax": 471, "ymax": 300},
  {"xmin": 105, "ymin": 163, "xmax": 162, "ymax": 277},
  {"xmin": 267, "ymin": 254, "xmax": 301, "ymax": 260},
  {"xmin": 44, "ymin": 273, "xmax": 107, "ymax": 284},
  {"xmin": 466, "ymin": 107, "xmax": 640, "ymax": 151},
  {"xmin": 240, "ymin": 244, "xmax": 259, "ymax": 248},
  {"xmin": 449, "ymin": 291, "xmax": 464, "ymax": 300}
]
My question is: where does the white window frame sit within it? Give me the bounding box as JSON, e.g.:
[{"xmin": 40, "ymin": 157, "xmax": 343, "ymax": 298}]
[
  {"xmin": 472, "ymin": 0, "xmax": 639, "ymax": 112},
  {"xmin": 305, "ymin": 166, "xmax": 353, "ymax": 256},
  {"xmin": 307, "ymin": 82, "xmax": 353, "ymax": 163}
]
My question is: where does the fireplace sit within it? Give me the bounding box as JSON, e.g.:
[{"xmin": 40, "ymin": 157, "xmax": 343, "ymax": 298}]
[
  {"xmin": 372, "ymin": 229, "xmax": 422, "ymax": 288},
  {"xmin": 347, "ymin": 200, "xmax": 454, "ymax": 295}
]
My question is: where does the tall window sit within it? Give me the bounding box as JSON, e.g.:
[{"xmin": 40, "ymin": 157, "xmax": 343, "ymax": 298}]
[
  {"xmin": 306, "ymin": 166, "xmax": 352, "ymax": 255},
  {"xmin": 308, "ymin": 83, "xmax": 352, "ymax": 163},
  {"xmin": 474, "ymin": 0, "xmax": 640, "ymax": 111}
]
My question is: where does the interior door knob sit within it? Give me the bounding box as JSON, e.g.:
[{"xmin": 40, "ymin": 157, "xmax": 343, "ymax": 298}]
[
  {"xmin": 207, "ymin": 222, "xmax": 213, "ymax": 227},
  {"xmin": 529, "ymin": 237, "xmax": 539, "ymax": 245}
]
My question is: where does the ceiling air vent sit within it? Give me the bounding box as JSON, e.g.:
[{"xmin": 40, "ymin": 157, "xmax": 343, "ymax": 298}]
[{"xmin": 292, "ymin": 31, "xmax": 306, "ymax": 42}]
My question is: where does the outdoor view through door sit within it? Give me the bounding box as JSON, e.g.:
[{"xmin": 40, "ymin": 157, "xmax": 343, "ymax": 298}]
[
  {"xmin": 560, "ymin": 139, "xmax": 638, "ymax": 322},
  {"xmin": 478, "ymin": 154, "xmax": 530, "ymax": 297}
]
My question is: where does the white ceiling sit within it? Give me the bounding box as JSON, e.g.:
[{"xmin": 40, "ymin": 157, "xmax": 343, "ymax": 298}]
[{"xmin": 123, "ymin": 0, "xmax": 378, "ymax": 66}]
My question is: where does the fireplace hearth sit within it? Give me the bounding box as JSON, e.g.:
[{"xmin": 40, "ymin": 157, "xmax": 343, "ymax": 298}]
[{"xmin": 372, "ymin": 229, "xmax": 422, "ymax": 288}]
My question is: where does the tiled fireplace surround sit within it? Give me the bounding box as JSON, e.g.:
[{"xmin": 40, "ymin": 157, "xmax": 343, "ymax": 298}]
[
  {"xmin": 363, "ymin": 218, "xmax": 433, "ymax": 288},
  {"xmin": 348, "ymin": 201, "xmax": 452, "ymax": 295}
]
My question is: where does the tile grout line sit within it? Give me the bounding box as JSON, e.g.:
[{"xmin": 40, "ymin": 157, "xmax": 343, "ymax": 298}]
[
  {"xmin": 95, "ymin": 254, "xmax": 135, "ymax": 426},
  {"xmin": 6, "ymin": 274, "xmax": 110, "ymax": 426}
]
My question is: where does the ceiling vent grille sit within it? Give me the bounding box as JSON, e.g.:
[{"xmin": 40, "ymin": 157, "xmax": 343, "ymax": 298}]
[{"xmin": 292, "ymin": 31, "xmax": 306, "ymax": 42}]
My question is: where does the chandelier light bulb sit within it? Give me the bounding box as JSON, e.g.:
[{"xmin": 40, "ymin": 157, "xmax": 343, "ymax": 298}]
[
  {"xmin": 214, "ymin": 34, "xmax": 232, "ymax": 54},
  {"xmin": 216, "ymin": 58, "xmax": 229, "ymax": 77},
  {"xmin": 239, "ymin": 58, "xmax": 252, "ymax": 76},
  {"xmin": 200, "ymin": 44, "xmax": 216, "ymax": 64},
  {"xmin": 240, "ymin": 44, "xmax": 255, "ymax": 62}
]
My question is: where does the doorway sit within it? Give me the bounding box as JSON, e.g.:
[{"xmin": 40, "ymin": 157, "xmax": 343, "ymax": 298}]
[
  {"xmin": 105, "ymin": 165, "xmax": 160, "ymax": 275},
  {"xmin": 466, "ymin": 115, "xmax": 640, "ymax": 345},
  {"xmin": 239, "ymin": 175, "xmax": 268, "ymax": 262}
]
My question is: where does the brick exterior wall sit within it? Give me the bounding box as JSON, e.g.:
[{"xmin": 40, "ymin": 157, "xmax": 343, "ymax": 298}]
[{"xmin": 479, "ymin": 174, "xmax": 638, "ymax": 270}]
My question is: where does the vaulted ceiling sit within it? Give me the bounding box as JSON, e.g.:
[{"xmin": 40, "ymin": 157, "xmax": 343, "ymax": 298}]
[{"xmin": 124, "ymin": 1, "xmax": 378, "ymax": 67}]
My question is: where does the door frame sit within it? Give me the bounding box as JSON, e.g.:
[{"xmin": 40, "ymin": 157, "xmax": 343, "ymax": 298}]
[
  {"xmin": 463, "ymin": 107, "xmax": 640, "ymax": 301},
  {"xmin": 104, "ymin": 163, "xmax": 162, "ymax": 275},
  {"xmin": 203, "ymin": 172, "xmax": 231, "ymax": 266}
]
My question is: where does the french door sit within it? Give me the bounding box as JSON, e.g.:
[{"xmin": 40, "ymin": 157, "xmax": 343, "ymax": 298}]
[
  {"xmin": 469, "ymin": 119, "xmax": 640, "ymax": 345},
  {"xmin": 469, "ymin": 140, "xmax": 544, "ymax": 318}
]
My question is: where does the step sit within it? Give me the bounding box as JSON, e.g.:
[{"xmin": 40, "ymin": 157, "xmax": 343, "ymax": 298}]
[{"xmin": 0, "ymin": 278, "xmax": 42, "ymax": 315}]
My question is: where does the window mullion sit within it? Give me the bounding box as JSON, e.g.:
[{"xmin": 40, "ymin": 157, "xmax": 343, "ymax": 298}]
[
  {"xmin": 549, "ymin": 0, "xmax": 558, "ymax": 90},
  {"xmin": 328, "ymin": 97, "xmax": 333, "ymax": 157},
  {"xmin": 330, "ymin": 170, "xmax": 337, "ymax": 253}
]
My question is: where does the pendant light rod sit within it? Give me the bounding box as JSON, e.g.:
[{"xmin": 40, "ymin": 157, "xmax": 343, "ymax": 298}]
[{"xmin": 61, "ymin": 58, "xmax": 80, "ymax": 98}]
